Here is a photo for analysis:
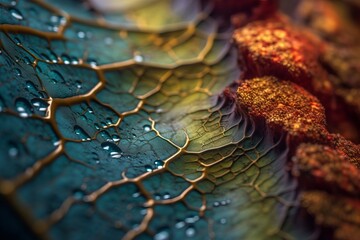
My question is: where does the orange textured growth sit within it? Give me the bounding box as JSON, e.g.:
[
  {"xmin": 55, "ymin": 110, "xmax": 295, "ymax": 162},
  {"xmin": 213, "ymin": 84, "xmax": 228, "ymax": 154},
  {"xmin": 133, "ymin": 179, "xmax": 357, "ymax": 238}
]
[
  {"xmin": 301, "ymin": 191, "xmax": 360, "ymax": 240},
  {"xmin": 233, "ymin": 15, "xmax": 332, "ymax": 95},
  {"xmin": 237, "ymin": 76, "xmax": 326, "ymax": 138},
  {"xmin": 294, "ymin": 144, "xmax": 360, "ymax": 196}
]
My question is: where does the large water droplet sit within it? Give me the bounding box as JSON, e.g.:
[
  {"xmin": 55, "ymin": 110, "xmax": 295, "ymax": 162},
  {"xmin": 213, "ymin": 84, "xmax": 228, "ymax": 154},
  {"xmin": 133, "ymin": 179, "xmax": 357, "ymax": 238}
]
[
  {"xmin": 15, "ymin": 98, "xmax": 33, "ymax": 117},
  {"xmin": 10, "ymin": 8, "xmax": 24, "ymax": 20}
]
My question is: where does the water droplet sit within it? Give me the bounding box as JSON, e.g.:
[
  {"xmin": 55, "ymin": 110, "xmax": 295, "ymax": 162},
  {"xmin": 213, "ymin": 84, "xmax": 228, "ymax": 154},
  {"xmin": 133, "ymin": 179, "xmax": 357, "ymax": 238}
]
[
  {"xmin": 220, "ymin": 218, "xmax": 227, "ymax": 224},
  {"xmin": 48, "ymin": 50, "xmax": 58, "ymax": 63},
  {"xmin": 143, "ymin": 125, "xmax": 151, "ymax": 132},
  {"xmin": 61, "ymin": 54, "xmax": 71, "ymax": 64},
  {"xmin": 0, "ymin": 96, "xmax": 5, "ymax": 112},
  {"xmin": 154, "ymin": 160, "xmax": 164, "ymax": 169},
  {"xmin": 91, "ymin": 152, "xmax": 100, "ymax": 164},
  {"xmin": 71, "ymin": 57, "xmax": 79, "ymax": 65},
  {"xmin": 154, "ymin": 230, "xmax": 169, "ymax": 240},
  {"xmin": 175, "ymin": 221, "xmax": 185, "ymax": 229},
  {"xmin": 75, "ymin": 81, "xmax": 82, "ymax": 89},
  {"xmin": 10, "ymin": 8, "xmax": 24, "ymax": 20},
  {"xmin": 185, "ymin": 227, "xmax": 196, "ymax": 237},
  {"xmin": 163, "ymin": 192, "xmax": 171, "ymax": 200},
  {"xmin": 74, "ymin": 125, "xmax": 91, "ymax": 141},
  {"xmin": 13, "ymin": 37, "xmax": 21, "ymax": 45},
  {"xmin": 100, "ymin": 130, "xmax": 111, "ymax": 141},
  {"xmin": 104, "ymin": 37, "xmax": 113, "ymax": 45},
  {"xmin": 14, "ymin": 68, "xmax": 21, "ymax": 76},
  {"xmin": 40, "ymin": 53, "xmax": 51, "ymax": 62},
  {"xmin": 101, "ymin": 142, "xmax": 122, "ymax": 159},
  {"xmin": 145, "ymin": 165, "xmax": 153, "ymax": 172},
  {"xmin": 213, "ymin": 201, "xmax": 220, "ymax": 207},
  {"xmin": 31, "ymin": 98, "xmax": 49, "ymax": 112},
  {"xmin": 15, "ymin": 98, "xmax": 33, "ymax": 117},
  {"xmin": 50, "ymin": 70, "xmax": 65, "ymax": 84},
  {"xmin": 140, "ymin": 208, "xmax": 147, "ymax": 215},
  {"xmin": 77, "ymin": 31, "xmax": 86, "ymax": 39},
  {"xmin": 112, "ymin": 134, "xmax": 120, "ymax": 142},
  {"xmin": 24, "ymin": 56, "xmax": 32, "ymax": 65},
  {"xmin": 50, "ymin": 15, "xmax": 59, "ymax": 23},
  {"xmin": 185, "ymin": 216, "xmax": 199, "ymax": 224},
  {"xmin": 134, "ymin": 53, "xmax": 144, "ymax": 63},
  {"xmin": 87, "ymin": 58, "xmax": 97, "ymax": 67},
  {"xmin": 132, "ymin": 192, "xmax": 141, "ymax": 198},
  {"xmin": 8, "ymin": 143, "xmax": 18, "ymax": 158},
  {"xmin": 106, "ymin": 118, "xmax": 113, "ymax": 125},
  {"xmin": 73, "ymin": 189, "xmax": 85, "ymax": 200}
]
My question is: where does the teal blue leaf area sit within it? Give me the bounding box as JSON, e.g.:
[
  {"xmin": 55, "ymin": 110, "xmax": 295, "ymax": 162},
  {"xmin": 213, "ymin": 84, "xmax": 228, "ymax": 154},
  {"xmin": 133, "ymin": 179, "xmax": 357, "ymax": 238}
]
[{"xmin": 0, "ymin": 0, "xmax": 315, "ymax": 239}]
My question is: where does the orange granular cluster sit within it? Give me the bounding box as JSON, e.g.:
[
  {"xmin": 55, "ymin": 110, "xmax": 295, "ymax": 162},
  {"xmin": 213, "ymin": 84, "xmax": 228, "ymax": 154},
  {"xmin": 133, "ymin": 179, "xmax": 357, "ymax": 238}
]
[
  {"xmin": 237, "ymin": 76, "xmax": 326, "ymax": 138},
  {"xmin": 233, "ymin": 15, "xmax": 332, "ymax": 95},
  {"xmin": 294, "ymin": 144, "xmax": 360, "ymax": 195}
]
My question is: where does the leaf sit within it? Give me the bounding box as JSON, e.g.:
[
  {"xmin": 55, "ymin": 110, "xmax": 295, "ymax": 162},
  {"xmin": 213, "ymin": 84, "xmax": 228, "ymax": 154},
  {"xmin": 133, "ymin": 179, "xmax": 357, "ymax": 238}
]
[{"xmin": 0, "ymin": 1, "xmax": 315, "ymax": 239}]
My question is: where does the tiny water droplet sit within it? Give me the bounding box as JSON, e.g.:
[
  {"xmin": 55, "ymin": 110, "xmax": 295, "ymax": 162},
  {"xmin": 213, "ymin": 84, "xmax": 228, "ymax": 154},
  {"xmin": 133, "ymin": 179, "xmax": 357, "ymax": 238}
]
[
  {"xmin": 15, "ymin": 98, "xmax": 33, "ymax": 117},
  {"xmin": 220, "ymin": 218, "xmax": 227, "ymax": 224},
  {"xmin": 112, "ymin": 134, "xmax": 120, "ymax": 142},
  {"xmin": 143, "ymin": 125, "xmax": 151, "ymax": 132},
  {"xmin": 8, "ymin": 143, "xmax": 18, "ymax": 158},
  {"xmin": 145, "ymin": 165, "xmax": 153, "ymax": 172},
  {"xmin": 73, "ymin": 190, "xmax": 85, "ymax": 200},
  {"xmin": 50, "ymin": 70, "xmax": 65, "ymax": 84},
  {"xmin": 14, "ymin": 68, "xmax": 21, "ymax": 76},
  {"xmin": 75, "ymin": 81, "xmax": 82, "ymax": 89},
  {"xmin": 185, "ymin": 216, "xmax": 199, "ymax": 224},
  {"xmin": 163, "ymin": 192, "xmax": 171, "ymax": 200},
  {"xmin": 88, "ymin": 58, "xmax": 98, "ymax": 67},
  {"xmin": 13, "ymin": 37, "xmax": 21, "ymax": 45},
  {"xmin": 213, "ymin": 201, "xmax": 220, "ymax": 207},
  {"xmin": 61, "ymin": 54, "xmax": 71, "ymax": 64},
  {"xmin": 185, "ymin": 227, "xmax": 196, "ymax": 237},
  {"xmin": 175, "ymin": 221, "xmax": 185, "ymax": 229},
  {"xmin": 74, "ymin": 125, "xmax": 91, "ymax": 141},
  {"xmin": 10, "ymin": 8, "xmax": 24, "ymax": 20},
  {"xmin": 101, "ymin": 142, "xmax": 122, "ymax": 159},
  {"xmin": 132, "ymin": 192, "xmax": 141, "ymax": 198},
  {"xmin": 134, "ymin": 53, "xmax": 144, "ymax": 63},
  {"xmin": 77, "ymin": 31, "xmax": 86, "ymax": 39},
  {"xmin": 31, "ymin": 98, "xmax": 49, "ymax": 112},
  {"xmin": 104, "ymin": 37, "xmax": 113, "ymax": 45},
  {"xmin": 154, "ymin": 160, "xmax": 164, "ymax": 169},
  {"xmin": 154, "ymin": 230, "xmax": 169, "ymax": 240}
]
